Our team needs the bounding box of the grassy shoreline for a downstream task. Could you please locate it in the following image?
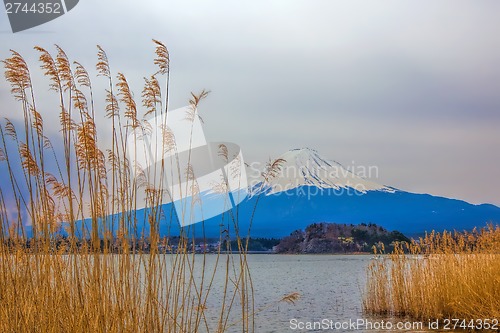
[364,225,500,323]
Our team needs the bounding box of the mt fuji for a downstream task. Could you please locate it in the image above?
[176,147,500,238]
[252,148,394,195]
[120,147,500,239]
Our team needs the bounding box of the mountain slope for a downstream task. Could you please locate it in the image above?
[235,187,500,237]
[69,148,500,239]
[195,148,500,237]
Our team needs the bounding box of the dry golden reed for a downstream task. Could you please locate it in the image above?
[364,225,500,321]
[0,41,291,333]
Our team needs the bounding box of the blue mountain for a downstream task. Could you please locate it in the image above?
[156,148,500,238]
[58,148,500,239]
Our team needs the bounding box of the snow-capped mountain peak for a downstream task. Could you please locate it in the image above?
[258,148,394,195]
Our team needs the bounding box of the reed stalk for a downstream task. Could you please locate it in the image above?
[0,41,292,333]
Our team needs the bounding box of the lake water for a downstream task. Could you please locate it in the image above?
[196,254,428,333]
[247,254,370,332]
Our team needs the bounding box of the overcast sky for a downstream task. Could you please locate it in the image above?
[1,0,499,205]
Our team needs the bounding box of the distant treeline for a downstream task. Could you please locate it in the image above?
[1,223,409,254]
[0,236,282,254]
[223,238,281,252]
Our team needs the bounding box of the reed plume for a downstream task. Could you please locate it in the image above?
[0,41,278,333]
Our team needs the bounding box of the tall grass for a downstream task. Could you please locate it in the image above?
[0,41,288,332]
[364,225,500,321]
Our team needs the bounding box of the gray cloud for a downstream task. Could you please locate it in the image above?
[0,0,499,205]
